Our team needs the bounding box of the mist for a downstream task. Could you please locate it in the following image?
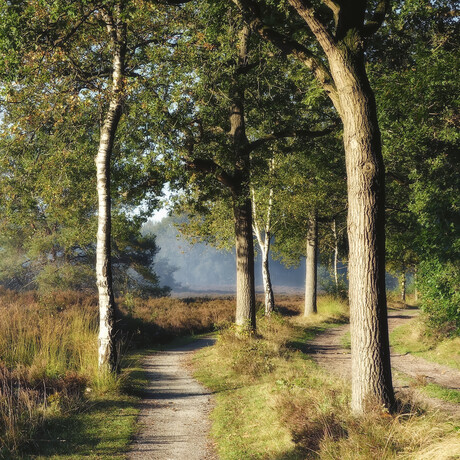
[143,216,343,295]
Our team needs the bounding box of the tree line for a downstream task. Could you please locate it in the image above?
[0,0,457,415]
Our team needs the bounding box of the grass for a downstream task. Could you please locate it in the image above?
[341,331,351,350]
[422,384,460,404]
[0,289,235,457]
[390,317,460,370]
[193,295,459,460]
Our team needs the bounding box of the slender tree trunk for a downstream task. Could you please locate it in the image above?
[414,266,418,302]
[329,52,394,412]
[261,240,275,315]
[233,194,256,331]
[400,271,406,303]
[96,9,126,373]
[304,211,318,316]
[332,218,339,292]
[252,186,275,315]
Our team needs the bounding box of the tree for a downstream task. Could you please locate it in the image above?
[232,0,395,412]
[0,0,177,372]
[371,0,459,333]
[158,1,333,332]
[271,133,345,315]
[304,210,318,315]
[251,160,275,315]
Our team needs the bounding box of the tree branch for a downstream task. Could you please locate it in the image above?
[52,7,98,49]
[184,158,238,191]
[363,0,391,37]
[246,125,335,154]
[231,0,337,100]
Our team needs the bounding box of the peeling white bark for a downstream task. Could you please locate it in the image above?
[96,7,126,373]
[252,185,275,315]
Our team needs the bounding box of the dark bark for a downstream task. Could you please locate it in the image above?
[230,25,257,331]
[233,194,256,330]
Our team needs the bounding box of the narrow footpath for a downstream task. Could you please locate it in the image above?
[128,337,217,460]
[307,308,460,416]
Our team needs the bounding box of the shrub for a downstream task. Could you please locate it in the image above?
[418,260,460,336]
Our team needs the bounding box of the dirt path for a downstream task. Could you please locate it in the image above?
[128,337,217,460]
[307,309,460,416]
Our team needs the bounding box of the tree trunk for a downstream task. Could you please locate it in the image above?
[230,25,256,332]
[238,0,395,415]
[332,219,339,292]
[400,271,406,303]
[251,185,275,315]
[329,51,394,413]
[96,9,126,373]
[261,238,275,315]
[304,212,318,316]
[233,195,256,331]
[414,266,418,302]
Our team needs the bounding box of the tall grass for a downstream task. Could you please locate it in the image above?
[193,295,459,460]
[0,289,236,456]
[0,290,101,455]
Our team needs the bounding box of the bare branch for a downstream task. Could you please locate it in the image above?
[322,0,340,15]
[288,0,335,54]
[184,158,238,190]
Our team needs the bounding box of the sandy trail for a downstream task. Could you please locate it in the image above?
[128,337,217,460]
[307,309,460,416]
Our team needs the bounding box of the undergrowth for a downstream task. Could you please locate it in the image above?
[0,288,235,457]
[193,296,459,460]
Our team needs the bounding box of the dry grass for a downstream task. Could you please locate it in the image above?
[0,288,235,456]
[118,295,235,346]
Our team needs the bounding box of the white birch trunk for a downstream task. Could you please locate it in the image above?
[251,185,275,315]
[332,219,339,291]
[400,270,406,303]
[96,8,126,373]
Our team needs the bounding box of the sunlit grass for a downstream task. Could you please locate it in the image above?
[0,289,235,457]
[391,317,460,370]
[193,295,459,460]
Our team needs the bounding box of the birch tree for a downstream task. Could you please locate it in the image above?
[0,0,177,372]
[251,160,275,315]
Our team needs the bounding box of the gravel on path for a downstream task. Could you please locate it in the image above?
[128,337,218,460]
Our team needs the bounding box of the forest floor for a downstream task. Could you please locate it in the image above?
[308,307,460,416]
[128,337,218,460]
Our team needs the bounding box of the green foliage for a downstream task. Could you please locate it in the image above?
[418,260,460,336]
[372,1,459,333]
